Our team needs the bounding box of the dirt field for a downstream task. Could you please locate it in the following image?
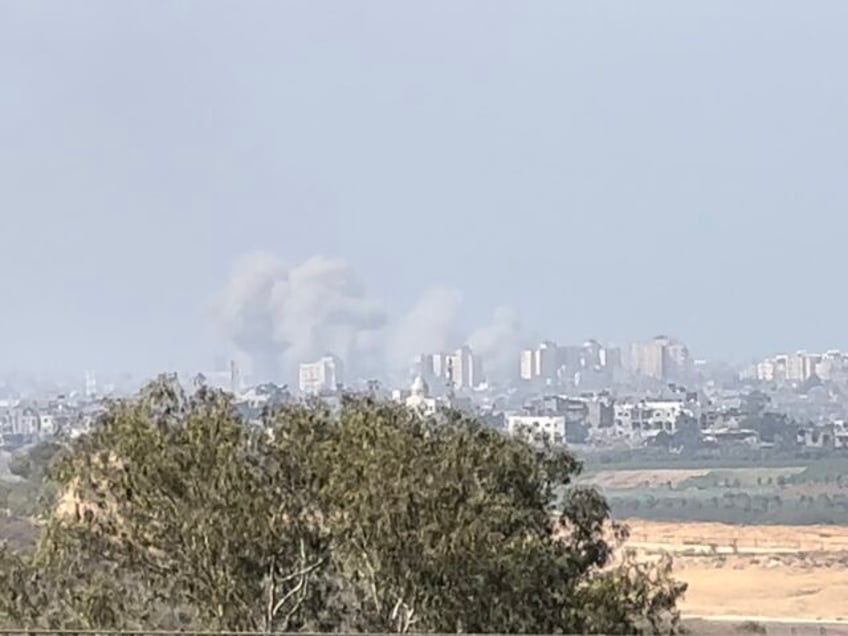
[624,519,848,623]
[586,468,712,488]
[587,466,807,489]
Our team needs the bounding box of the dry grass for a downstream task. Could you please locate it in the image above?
[586,466,807,489]
[624,519,848,622]
[586,468,712,488]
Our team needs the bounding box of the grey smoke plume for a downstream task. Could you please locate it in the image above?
[388,285,463,373]
[214,252,386,381]
[466,306,527,384]
[213,252,288,380]
[215,252,529,385]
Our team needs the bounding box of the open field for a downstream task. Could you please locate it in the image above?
[624,519,848,625]
[586,466,807,489]
[584,462,848,525]
[586,468,712,488]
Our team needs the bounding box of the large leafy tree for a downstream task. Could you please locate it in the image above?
[0,377,685,634]
[8,441,62,483]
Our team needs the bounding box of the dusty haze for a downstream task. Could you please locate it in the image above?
[2,1,848,375]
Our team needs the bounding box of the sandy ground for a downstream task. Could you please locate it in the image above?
[624,519,848,623]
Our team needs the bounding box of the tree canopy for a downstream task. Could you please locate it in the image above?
[8,441,63,483]
[0,377,685,634]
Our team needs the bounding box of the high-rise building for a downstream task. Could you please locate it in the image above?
[84,371,97,398]
[785,351,818,382]
[630,340,665,380]
[756,358,776,382]
[630,336,692,381]
[582,340,603,369]
[557,345,586,372]
[600,346,622,370]
[444,345,483,390]
[413,353,437,382]
[298,355,344,395]
[419,346,483,390]
[519,349,535,381]
[756,350,846,384]
[519,341,561,385]
[536,341,559,381]
[817,351,848,381]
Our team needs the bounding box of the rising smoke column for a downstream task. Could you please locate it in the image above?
[214,252,387,382]
[213,252,289,380]
[388,285,463,375]
[273,255,387,366]
[466,306,528,384]
[215,252,529,386]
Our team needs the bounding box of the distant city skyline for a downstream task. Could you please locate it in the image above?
[3,1,848,376]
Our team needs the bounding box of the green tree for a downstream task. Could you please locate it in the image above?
[1,377,686,634]
[5,381,332,632]
[8,441,62,483]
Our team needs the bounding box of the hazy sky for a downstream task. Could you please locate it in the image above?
[2,1,847,377]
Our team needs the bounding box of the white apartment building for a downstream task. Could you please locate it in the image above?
[506,414,566,446]
[519,341,559,384]
[756,358,776,382]
[613,399,687,437]
[39,414,56,436]
[421,346,483,390]
[754,350,843,383]
[448,346,482,390]
[630,339,666,380]
[597,344,621,371]
[19,408,39,436]
[298,355,344,395]
[816,351,848,381]
[786,352,816,382]
[519,349,535,381]
[629,336,692,381]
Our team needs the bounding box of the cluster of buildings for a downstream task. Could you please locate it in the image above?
[515,336,692,388]
[504,394,693,448]
[746,350,848,384]
[502,389,795,451]
[387,374,761,451]
[11,335,848,457]
[629,336,693,382]
[275,336,848,453]
[2,368,832,457]
[412,346,484,391]
[288,336,692,398]
[0,394,101,448]
[298,355,345,395]
[193,339,848,454]
[519,340,616,387]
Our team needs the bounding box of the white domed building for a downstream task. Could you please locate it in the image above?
[405,375,438,415]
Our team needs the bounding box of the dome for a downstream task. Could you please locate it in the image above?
[410,375,430,397]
